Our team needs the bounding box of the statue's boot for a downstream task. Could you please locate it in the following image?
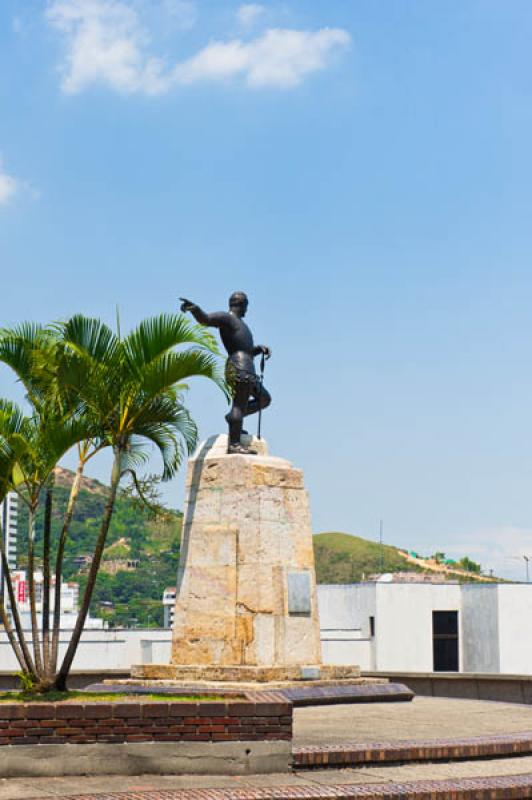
[225,413,248,436]
[228,442,257,455]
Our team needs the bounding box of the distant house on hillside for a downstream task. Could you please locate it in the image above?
[73,554,93,571]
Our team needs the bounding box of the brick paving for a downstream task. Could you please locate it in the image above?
[22,774,532,799]
[280,684,414,707]
[293,730,532,766]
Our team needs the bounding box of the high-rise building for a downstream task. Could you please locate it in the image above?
[0,492,18,603]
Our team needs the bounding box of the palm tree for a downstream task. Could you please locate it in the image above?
[0,325,103,684]
[0,312,223,692]
[0,400,37,679]
[0,399,88,688]
[52,313,223,689]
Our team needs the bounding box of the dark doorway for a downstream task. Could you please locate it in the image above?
[432,610,459,671]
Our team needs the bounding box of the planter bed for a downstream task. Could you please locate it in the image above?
[0,697,292,746]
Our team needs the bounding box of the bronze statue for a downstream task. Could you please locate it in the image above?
[180,292,271,454]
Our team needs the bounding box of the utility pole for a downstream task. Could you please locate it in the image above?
[379,519,384,573]
[507,555,532,583]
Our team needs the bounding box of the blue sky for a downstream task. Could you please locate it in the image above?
[1,0,532,579]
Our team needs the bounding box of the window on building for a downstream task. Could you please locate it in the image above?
[432,610,459,672]
[369,616,375,637]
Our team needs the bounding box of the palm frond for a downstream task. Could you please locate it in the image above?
[0,400,26,436]
[57,315,119,366]
[0,325,50,402]
[131,423,185,480]
[123,313,219,372]
[139,350,226,398]
[38,415,94,471]
[131,396,197,479]
[0,437,16,503]
[120,437,151,474]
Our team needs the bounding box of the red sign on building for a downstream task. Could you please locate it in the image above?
[16,579,26,604]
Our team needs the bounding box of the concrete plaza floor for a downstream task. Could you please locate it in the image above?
[2,697,532,799]
[294,695,532,744]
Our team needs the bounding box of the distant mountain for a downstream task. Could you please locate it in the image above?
[314,532,420,583]
[53,466,107,496]
[313,531,494,584]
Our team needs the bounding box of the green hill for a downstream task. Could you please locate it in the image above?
[17,468,182,628]
[314,531,420,583]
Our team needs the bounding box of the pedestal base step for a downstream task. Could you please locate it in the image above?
[95,679,413,707]
[130,664,361,683]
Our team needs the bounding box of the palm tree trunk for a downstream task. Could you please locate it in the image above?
[50,461,84,673]
[54,449,122,691]
[0,532,36,677]
[41,484,53,678]
[27,506,44,676]
[0,600,29,674]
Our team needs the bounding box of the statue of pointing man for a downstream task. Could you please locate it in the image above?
[180,292,271,455]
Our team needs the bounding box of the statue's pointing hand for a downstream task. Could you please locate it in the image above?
[179,297,195,313]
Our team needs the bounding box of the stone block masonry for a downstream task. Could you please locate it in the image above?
[171,435,322,673]
[0,699,292,746]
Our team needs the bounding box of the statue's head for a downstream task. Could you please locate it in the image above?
[229,291,249,318]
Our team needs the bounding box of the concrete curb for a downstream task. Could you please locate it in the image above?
[0,740,292,778]
[362,671,532,705]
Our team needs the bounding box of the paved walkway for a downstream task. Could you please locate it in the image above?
[4,763,532,800]
[3,698,532,799]
[294,695,532,744]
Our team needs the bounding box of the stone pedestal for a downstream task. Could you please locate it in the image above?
[170,434,322,676]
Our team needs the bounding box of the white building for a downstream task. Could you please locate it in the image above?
[0,627,171,673]
[11,570,79,613]
[318,581,532,674]
[0,493,17,618]
[162,587,176,628]
[0,493,17,589]
[6,570,103,631]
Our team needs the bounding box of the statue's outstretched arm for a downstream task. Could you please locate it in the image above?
[179,298,231,329]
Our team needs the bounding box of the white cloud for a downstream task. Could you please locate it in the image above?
[236,3,265,29]
[175,27,350,88]
[47,0,350,93]
[162,0,197,30]
[0,163,18,206]
[46,0,168,94]
[444,525,532,581]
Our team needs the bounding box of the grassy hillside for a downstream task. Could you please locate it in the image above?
[17,469,182,628]
[314,531,421,583]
